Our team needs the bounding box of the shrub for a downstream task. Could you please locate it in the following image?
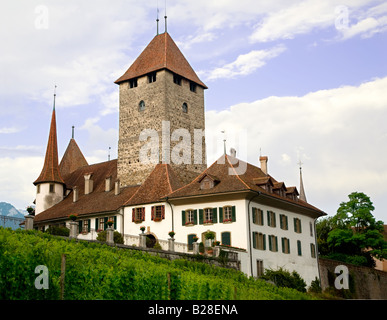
[45,226,70,237]
[261,267,307,292]
[96,230,124,244]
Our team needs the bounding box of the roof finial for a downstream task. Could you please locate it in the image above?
[72,126,75,139]
[164,0,167,33]
[108,146,111,161]
[53,85,57,110]
[221,130,226,155]
[156,0,160,35]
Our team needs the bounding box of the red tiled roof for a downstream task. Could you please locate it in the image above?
[167,154,325,216]
[59,139,88,179]
[124,163,183,206]
[114,32,207,88]
[34,108,65,186]
[34,160,139,222]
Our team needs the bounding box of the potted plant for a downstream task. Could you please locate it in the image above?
[168,231,175,238]
[205,231,215,240]
[214,241,220,246]
[107,220,114,228]
[69,214,77,221]
[26,206,35,216]
[140,226,145,233]
[192,236,199,242]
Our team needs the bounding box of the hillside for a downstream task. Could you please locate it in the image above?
[0,227,313,300]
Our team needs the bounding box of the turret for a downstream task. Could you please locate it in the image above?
[33,89,65,214]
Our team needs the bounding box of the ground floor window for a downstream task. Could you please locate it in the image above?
[256,260,264,277]
[253,232,266,250]
[221,232,231,246]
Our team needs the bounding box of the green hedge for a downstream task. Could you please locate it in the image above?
[0,227,312,300]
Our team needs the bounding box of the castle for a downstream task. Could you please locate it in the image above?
[31,26,325,286]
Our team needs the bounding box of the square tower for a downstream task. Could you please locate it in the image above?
[115,32,207,186]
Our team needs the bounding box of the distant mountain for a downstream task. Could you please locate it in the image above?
[0,202,26,219]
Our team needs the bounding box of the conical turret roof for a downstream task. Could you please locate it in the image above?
[34,107,65,186]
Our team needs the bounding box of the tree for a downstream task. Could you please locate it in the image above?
[325,192,387,266]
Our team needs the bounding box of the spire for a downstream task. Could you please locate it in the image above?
[298,161,307,202]
[34,88,65,185]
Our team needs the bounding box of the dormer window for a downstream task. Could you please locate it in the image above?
[148,71,157,83]
[199,174,219,190]
[129,78,138,88]
[139,100,145,112]
[189,81,197,92]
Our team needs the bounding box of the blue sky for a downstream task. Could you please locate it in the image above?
[0,0,386,223]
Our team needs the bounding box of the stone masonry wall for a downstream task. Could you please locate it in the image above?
[319,258,387,299]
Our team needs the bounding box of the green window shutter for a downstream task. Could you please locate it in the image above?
[288,239,290,254]
[113,216,117,229]
[182,210,186,226]
[188,234,195,250]
[88,219,91,232]
[193,210,198,225]
[252,208,256,224]
[231,206,236,222]
[199,209,204,224]
[260,210,264,225]
[282,237,285,253]
[286,216,288,230]
[219,207,223,223]
[294,218,297,232]
[263,234,266,250]
[95,218,99,230]
[78,220,83,233]
[267,211,271,226]
[275,236,278,252]
[222,232,231,246]
[273,213,276,227]
[299,220,302,233]
[269,235,272,251]
[104,217,108,230]
[212,207,218,223]
[297,240,302,256]
[252,232,257,249]
[280,215,283,229]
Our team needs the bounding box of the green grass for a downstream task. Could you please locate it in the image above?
[0,227,313,300]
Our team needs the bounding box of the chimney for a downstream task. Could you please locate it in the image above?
[73,186,79,202]
[105,176,112,192]
[260,156,268,175]
[230,148,236,158]
[115,179,121,196]
[84,173,93,195]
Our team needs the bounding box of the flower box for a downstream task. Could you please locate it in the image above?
[222,218,233,223]
[185,221,194,226]
[203,220,213,225]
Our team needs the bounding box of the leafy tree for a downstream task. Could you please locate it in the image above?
[321,192,387,267]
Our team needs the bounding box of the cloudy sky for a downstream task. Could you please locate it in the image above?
[0,0,386,223]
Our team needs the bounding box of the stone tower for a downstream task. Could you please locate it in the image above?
[115,32,207,186]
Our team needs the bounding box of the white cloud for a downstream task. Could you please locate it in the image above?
[201,45,286,81]
[205,76,387,220]
[0,127,23,134]
[249,0,387,43]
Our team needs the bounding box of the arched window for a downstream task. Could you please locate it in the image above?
[139,100,145,112]
[182,102,188,113]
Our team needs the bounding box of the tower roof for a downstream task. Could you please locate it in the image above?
[115,32,207,89]
[59,138,88,179]
[34,107,65,186]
